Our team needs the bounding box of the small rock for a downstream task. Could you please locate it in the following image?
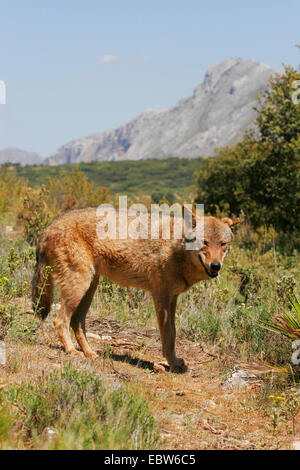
[221,369,260,390]
[86,332,101,340]
[5,226,13,234]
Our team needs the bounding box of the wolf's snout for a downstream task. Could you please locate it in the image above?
[210,261,221,272]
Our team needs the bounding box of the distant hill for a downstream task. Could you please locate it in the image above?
[45,58,275,165]
[15,158,202,198]
[0,147,43,166]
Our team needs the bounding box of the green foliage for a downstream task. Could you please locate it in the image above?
[195,65,300,233]
[266,390,300,436]
[98,277,153,325]
[0,363,159,450]
[14,158,201,199]
[151,190,176,204]
[0,166,25,222]
[258,292,300,340]
[0,240,37,339]
[18,185,54,245]
[0,398,14,450]
[46,168,110,211]
[17,169,110,246]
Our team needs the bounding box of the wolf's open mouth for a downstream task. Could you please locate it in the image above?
[199,255,219,278]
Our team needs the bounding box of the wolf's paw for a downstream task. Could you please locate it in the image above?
[84,350,98,359]
[68,349,84,358]
[169,358,188,374]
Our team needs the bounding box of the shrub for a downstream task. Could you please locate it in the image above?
[195,65,300,234]
[1,363,159,450]
[18,185,54,245]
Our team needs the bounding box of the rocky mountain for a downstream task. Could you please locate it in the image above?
[48,58,276,165]
[0,147,43,166]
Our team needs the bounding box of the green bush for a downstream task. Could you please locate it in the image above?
[195,65,300,234]
[1,363,159,450]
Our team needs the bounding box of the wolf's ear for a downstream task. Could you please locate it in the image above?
[221,217,240,228]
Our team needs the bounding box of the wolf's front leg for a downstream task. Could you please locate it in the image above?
[153,294,187,373]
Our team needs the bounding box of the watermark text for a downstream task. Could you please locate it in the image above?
[0,80,6,104]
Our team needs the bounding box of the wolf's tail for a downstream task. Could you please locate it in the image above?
[32,243,53,320]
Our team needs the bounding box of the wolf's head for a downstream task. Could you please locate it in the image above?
[185,215,240,279]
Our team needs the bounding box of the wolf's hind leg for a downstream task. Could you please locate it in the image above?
[54,300,83,356]
[54,269,95,357]
[70,275,99,358]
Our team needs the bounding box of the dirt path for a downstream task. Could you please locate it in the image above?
[0,314,298,450]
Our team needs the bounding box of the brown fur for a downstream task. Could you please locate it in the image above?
[32,207,239,372]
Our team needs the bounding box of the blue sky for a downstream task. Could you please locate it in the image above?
[0,0,300,157]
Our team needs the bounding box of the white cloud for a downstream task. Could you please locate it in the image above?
[97,54,118,64]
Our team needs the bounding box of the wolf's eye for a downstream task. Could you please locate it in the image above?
[203,240,208,246]
[220,242,227,247]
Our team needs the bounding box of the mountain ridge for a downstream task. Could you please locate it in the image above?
[45,58,274,165]
[0,147,43,166]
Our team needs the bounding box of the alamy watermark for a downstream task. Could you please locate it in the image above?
[0,80,6,104]
[96,196,204,250]
[292,80,300,105]
[292,340,300,366]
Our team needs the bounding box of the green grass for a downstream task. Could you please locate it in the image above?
[0,238,37,340]
[0,363,160,450]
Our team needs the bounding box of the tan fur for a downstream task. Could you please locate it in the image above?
[32,207,239,372]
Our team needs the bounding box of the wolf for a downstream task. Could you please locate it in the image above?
[32,207,239,372]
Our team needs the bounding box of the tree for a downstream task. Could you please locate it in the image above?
[195,65,300,233]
